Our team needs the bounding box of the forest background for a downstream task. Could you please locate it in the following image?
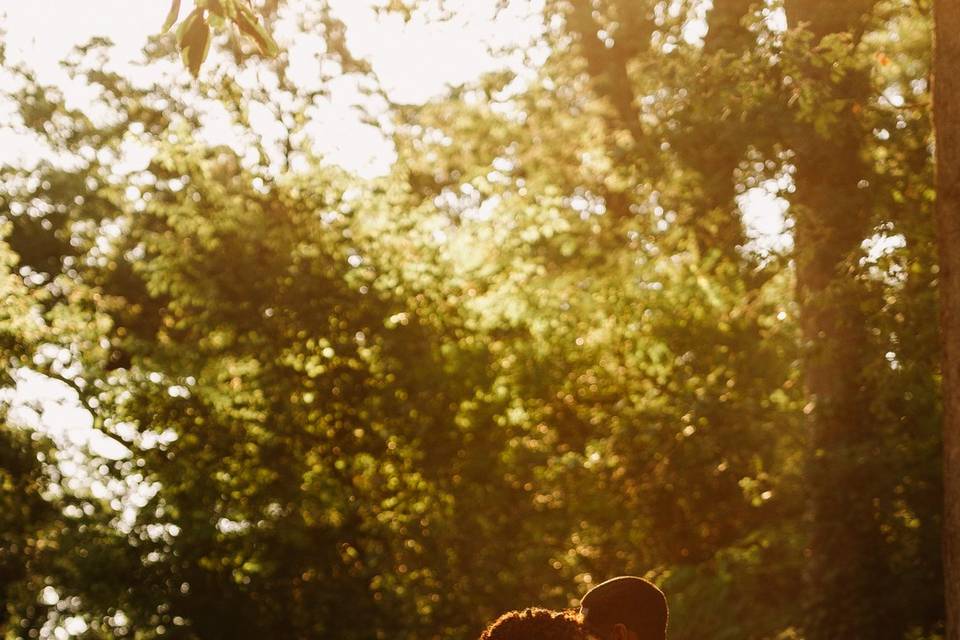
[0,0,950,639]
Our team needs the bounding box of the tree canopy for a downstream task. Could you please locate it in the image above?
[0,1,945,639]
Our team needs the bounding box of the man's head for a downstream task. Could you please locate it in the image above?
[579,576,668,640]
[479,607,588,640]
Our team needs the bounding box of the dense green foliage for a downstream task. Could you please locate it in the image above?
[0,1,944,638]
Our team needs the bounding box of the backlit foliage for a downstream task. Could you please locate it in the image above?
[0,1,943,639]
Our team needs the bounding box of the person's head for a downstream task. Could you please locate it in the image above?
[479,607,588,640]
[579,576,668,640]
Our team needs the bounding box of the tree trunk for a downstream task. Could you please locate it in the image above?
[703,0,755,55]
[783,2,897,638]
[935,2,960,638]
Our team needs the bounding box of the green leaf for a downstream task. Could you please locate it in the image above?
[179,10,212,77]
[234,4,279,57]
[221,0,238,20]
[206,0,225,16]
[176,7,203,43]
[161,0,182,33]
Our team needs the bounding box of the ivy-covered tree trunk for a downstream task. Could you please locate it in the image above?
[567,0,755,258]
[784,1,896,639]
[935,1,960,638]
[679,0,755,260]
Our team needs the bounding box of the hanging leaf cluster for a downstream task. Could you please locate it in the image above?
[162,0,279,76]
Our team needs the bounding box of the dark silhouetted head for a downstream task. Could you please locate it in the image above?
[480,607,588,640]
[579,576,668,640]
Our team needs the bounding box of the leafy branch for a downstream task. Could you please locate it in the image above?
[161,0,279,76]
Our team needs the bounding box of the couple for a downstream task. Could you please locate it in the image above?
[480,576,668,640]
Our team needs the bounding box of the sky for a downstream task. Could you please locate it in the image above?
[0,0,541,100]
[0,0,545,176]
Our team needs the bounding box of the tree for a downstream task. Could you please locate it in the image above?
[780,3,894,638]
[544,1,942,636]
[0,233,59,633]
[935,0,960,637]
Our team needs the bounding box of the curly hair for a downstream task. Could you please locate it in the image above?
[479,608,588,640]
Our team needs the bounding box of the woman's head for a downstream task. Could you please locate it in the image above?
[480,608,588,640]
